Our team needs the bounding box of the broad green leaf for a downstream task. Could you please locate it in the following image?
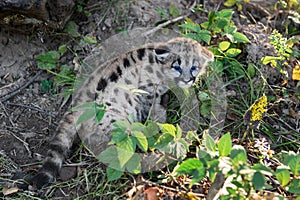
[286,179,300,194]
[276,166,290,186]
[219,41,231,51]
[144,121,159,138]
[176,124,182,138]
[225,48,242,57]
[153,133,174,149]
[158,123,176,136]
[252,171,265,190]
[117,136,135,153]
[205,134,216,152]
[233,32,251,43]
[106,167,123,181]
[36,51,60,70]
[112,120,130,131]
[288,155,300,176]
[230,145,247,164]
[95,107,106,123]
[208,159,219,181]
[216,9,233,19]
[98,146,124,170]
[176,158,206,186]
[76,109,95,125]
[218,133,232,157]
[186,30,211,45]
[132,131,148,152]
[111,128,127,144]
[126,153,141,174]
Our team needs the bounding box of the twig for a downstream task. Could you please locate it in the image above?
[144,14,191,37]
[0,71,42,103]
[0,101,15,126]
[4,103,56,118]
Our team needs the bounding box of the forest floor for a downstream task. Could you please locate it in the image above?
[0,0,299,199]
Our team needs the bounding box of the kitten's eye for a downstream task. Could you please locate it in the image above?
[190,66,198,71]
[172,66,182,74]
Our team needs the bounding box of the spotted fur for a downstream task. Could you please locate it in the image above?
[31,37,214,188]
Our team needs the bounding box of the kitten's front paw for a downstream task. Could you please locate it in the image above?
[30,172,55,189]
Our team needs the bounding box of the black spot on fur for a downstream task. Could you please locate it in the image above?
[97,78,107,91]
[117,66,122,76]
[131,53,136,63]
[137,48,145,60]
[109,72,119,82]
[123,58,130,68]
[106,102,112,106]
[154,48,169,55]
[148,53,154,64]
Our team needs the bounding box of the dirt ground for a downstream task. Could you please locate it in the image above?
[0,0,299,199]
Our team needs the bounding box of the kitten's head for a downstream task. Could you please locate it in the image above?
[154,37,214,88]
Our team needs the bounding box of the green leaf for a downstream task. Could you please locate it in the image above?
[224,0,237,7]
[186,30,211,45]
[106,167,123,181]
[117,135,135,152]
[66,21,80,37]
[225,48,242,57]
[205,134,217,152]
[233,32,251,43]
[287,179,300,194]
[76,109,96,125]
[230,145,247,164]
[82,35,97,44]
[252,171,265,190]
[216,9,233,19]
[159,123,176,137]
[132,131,148,152]
[247,63,256,78]
[58,45,67,54]
[261,56,282,65]
[126,153,141,174]
[288,155,300,176]
[219,41,231,51]
[98,146,124,170]
[95,106,106,123]
[153,133,174,149]
[111,128,127,144]
[169,4,179,18]
[176,158,206,186]
[275,166,290,186]
[176,124,182,138]
[36,51,60,70]
[218,133,232,157]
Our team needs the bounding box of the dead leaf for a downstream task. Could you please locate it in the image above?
[2,187,19,196]
[144,187,162,200]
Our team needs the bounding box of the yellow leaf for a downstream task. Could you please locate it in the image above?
[292,65,300,81]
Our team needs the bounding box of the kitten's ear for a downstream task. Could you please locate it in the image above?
[154,48,171,63]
